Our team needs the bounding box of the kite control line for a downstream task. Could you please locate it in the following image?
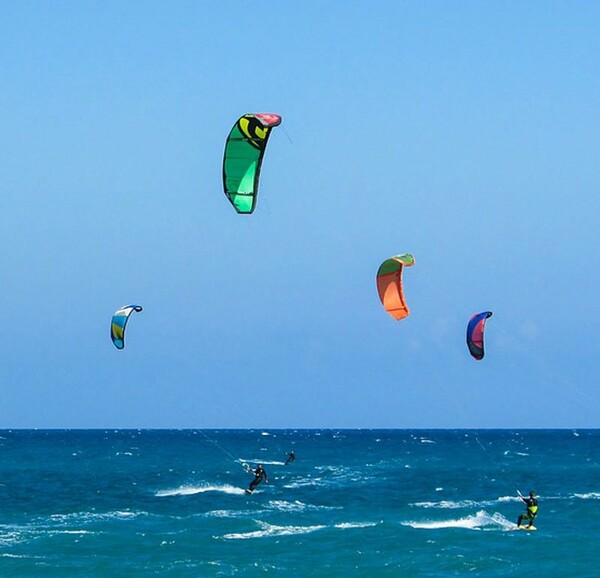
[197,430,248,471]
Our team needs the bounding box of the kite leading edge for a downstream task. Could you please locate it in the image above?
[466,311,493,360]
[222,113,282,214]
[376,254,415,320]
[111,305,143,350]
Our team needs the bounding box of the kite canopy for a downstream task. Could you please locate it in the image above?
[466,311,493,360]
[376,254,415,320]
[222,113,282,214]
[111,305,143,350]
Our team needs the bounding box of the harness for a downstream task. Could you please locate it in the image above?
[526,498,538,517]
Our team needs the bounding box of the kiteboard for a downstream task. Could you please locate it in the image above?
[245,489,253,495]
[517,525,537,531]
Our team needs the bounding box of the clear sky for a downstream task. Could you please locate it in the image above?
[0,1,598,428]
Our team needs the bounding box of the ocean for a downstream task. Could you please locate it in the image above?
[0,430,598,577]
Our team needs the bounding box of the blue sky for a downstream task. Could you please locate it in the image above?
[0,2,598,428]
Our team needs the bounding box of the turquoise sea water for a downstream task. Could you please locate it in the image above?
[0,430,598,577]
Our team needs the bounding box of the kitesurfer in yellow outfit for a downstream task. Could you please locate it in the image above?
[517,490,538,528]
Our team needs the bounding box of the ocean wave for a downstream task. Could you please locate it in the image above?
[219,519,378,540]
[402,510,514,531]
[0,552,45,559]
[267,500,338,513]
[221,521,326,540]
[239,459,285,466]
[296,465,374,487]
[0,530,25,547]
[47,511,147,524]
[334,522,378,530]
[497,496,521,503]
[413,496,525,508]
[411,500,482,509]
[0,522,101,548]
[314,465,348,473]
[267,500,307,513]
[573,492,600,500]
[155,484,245,497]
[283,478,324,489]
[42,529,95,538]
[281,474,369,489]
[204,509,248,519]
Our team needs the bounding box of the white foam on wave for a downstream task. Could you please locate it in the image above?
[156,484,245,497]
[221,520,325,540]
[239,458,285,466]
[413,496,523,508]
[1,552,46,560]
[315,465,348,474]
[268,500,307,512]
[308,465,374,486]
[44,529,94,537]
[420,439,436,444]
[503,450,530,457]
[0,511,148,543]
[0,530,24,547]
[205,509,247,519]
[47,510,146,524]
[574,492,600,500]
[411,500,482,510]
[267,499,338,513]
[497,495,520,503]
[334,522,378,530]
[283,478,324,489]
[402,510,514,531]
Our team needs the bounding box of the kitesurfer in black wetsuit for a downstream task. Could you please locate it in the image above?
[285,451,295,465]
[517,490,538,528]
[247,464,268,493]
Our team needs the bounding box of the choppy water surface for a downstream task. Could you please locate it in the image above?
[0,430,598,577]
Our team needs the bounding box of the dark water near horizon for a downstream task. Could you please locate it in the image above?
[0,429,598,576]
